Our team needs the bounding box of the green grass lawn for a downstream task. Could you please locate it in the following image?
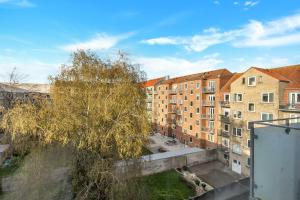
[140,170,195,200]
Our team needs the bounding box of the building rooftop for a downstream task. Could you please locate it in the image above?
[161,68,232,85]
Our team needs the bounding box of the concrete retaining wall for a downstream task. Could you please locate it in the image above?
[116,148,217,177]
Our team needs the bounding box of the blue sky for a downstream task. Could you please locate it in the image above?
[1,0,300,83]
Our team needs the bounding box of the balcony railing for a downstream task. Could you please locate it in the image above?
[279,102,300,111]
[218,145,229,152]
[167,118,176,124]
[146,107,152,111]
[176,110,182,115]
[220,115,231,123]
[202,101,215,107]
[201,127,215,133]
[169,99,177,104]
[168,108,177,113]
[220,101,230,107]
[146,98,152,103]
[202,87,216,93]
[218,130,230,138]
[201,114,215,120]
[169,89,177,94]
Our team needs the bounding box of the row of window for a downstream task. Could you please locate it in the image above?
[225,92,274,103]
[158,81,215,91]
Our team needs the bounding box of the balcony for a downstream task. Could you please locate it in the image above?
[202,87,216,93]
[169,99,177,104]
[169,89,177,94]
[168,108,177,113]
[201,114,215,120]
[201,127,215,133]
[167,118,176,124]
[146,107,152,111]
[202,101,215,107]
[218,130,230,138]
[218,145,230,153]
[220,100,230,107]
[177,100,183,105]
[146,98,152,103]
[279,102,300,112]
[153,90,158,95]
[176,110,182,115]
[220,115,231,123]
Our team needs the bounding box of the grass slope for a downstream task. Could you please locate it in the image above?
[141,170,195,200]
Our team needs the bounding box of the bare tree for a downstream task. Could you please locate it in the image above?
[0,67,28,109]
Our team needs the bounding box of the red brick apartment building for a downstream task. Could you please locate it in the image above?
[151,69,233,149]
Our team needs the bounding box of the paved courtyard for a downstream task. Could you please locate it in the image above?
[147,133,191,153]
[189,160,244,188]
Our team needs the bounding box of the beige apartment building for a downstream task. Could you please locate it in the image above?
[153,69,233,149]
[227,65,300,176]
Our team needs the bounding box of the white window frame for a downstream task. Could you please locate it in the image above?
[261,92,274,103]
[222,138,229,147]
[247,121,251,130]
[261,112,273,121]
[233,128,242,137]
[234,93,243,102]
[196,82,200,89]
[289,92,300,104]
[248,76,256,86]
[208,134,214,142]
[233,111,242,119]
[224,109,230,117]
[248,102,255,112]
[196,94,200,100]
[224,124,230,132]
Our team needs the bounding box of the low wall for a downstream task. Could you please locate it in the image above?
[116,148,217,177]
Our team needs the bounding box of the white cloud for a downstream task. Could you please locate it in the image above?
[233,1,239,5]
[141,37,180,45]
[60,33,133,52]
[142,13,300,51]
[0,55,61,83]
[0,0,35,7]
[135,53,223,78]
[244,1,259,7]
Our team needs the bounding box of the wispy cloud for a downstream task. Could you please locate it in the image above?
[244,1,259,7]
[0,0,35,7]
[142,13,300,51]
[60,33,133,52]
[136,53,223,78]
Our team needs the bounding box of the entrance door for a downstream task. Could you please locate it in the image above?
[232,159,241,174]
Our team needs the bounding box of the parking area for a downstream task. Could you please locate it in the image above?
[147,133,190,153]
[189,160,244,188]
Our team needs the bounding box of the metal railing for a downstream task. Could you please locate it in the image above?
[202,101,215,107]
[169,99,177,104]
[220,100,230,107]
[279,102,300,110]
[202,87,216,93]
